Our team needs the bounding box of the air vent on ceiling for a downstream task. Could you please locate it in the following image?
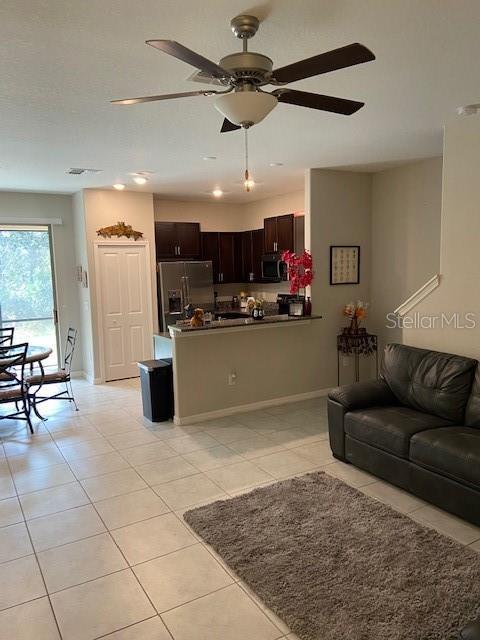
[66,168,102,175]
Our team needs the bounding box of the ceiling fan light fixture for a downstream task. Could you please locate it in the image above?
[214,91,278,126]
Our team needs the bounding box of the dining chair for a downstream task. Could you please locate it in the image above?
[0,327,14,346]
[26,328,79,417]
[0,342,33,433]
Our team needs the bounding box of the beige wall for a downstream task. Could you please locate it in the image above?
[81,189,157,381]
[154,199,244,232]
[405,115,480,359]
[154,189,304,233]
[172,321,324,420]
[370,158,443,349]
[0,191,82,371]
[307,169,372,386]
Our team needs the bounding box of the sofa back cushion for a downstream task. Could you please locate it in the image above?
[381,343,477,423]
[465,366,480,428]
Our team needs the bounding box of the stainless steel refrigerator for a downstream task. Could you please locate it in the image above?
[158,261,215,331]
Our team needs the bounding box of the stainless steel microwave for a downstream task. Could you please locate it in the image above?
[261,254,288,282]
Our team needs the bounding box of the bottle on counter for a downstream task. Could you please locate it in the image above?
[304,297,312,316]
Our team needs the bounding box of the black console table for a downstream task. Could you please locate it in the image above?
[337,332,378,385]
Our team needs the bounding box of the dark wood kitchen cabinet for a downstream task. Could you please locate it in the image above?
[263,214,294,253]
[155,222,200,260]
[241,228,264,282]
[201,232,243,283]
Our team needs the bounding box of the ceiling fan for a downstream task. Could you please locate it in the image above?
[111,14,375,132]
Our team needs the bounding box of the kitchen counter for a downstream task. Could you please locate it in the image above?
[168,314,322,335]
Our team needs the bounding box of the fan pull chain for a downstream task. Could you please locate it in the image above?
[244,127,255,192]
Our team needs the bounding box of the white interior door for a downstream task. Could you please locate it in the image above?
[97,244,152,381]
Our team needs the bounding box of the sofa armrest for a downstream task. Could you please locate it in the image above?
[328,379,397,411]
[460,620,480,640]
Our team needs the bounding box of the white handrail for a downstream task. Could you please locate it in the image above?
[393,274,441,317]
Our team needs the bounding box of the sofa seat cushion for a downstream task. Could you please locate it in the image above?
[344,406,453,458]
[410,427,480,490]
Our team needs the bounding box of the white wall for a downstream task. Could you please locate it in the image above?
[405,115,480,359]
[0,191,82,370]
[242,190,305,229]
[82,189,157,381]
[370,158,443,349]
[154,199,245,232]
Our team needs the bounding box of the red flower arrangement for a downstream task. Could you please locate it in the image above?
[281,250,314,295]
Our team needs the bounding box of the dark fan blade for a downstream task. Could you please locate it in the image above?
[272,43,375,83]
[111,90,217,105]
[146,40,231,79]
[220,118,241,133]
[273,89,364,115]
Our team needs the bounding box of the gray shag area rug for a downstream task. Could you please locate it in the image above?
[184,471,480,640]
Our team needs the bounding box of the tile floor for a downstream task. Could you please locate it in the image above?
[0,378,479,640]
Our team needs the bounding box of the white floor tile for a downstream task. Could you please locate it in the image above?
[183,445,244,471]
[81,468,147,502]
[361,480,427,514]
[291,439,335,465]
[0,522,33,563]
[254,450,319,479]
[107,430,159,451]
[27,504,106,552]
[111,513,196,565]
[119,441,177,466]
[0,496,23,527]
[206,461,273,493]
[228,435,285,460]
[136,456,198,485]
[58,437,115,462]
[68,451,130,480]
[0,597,60,640]
[134,544,233,612]
[7,447,66,472]
[410,505,480,545]
[153,474,226,510]
[161,583,281,640]
[20,482,89,520]
[13,462,76,494]
[324,461,377,488]
[38,532,127,592]
[51,569,155,640]
[204,425,258,445]
[0,475,16,500]
[100,616,171,639]
[0,555,46,610]
[94,488,170,530]
[167,432,220,455]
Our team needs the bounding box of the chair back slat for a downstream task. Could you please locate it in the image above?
[0,342,28,389]
[0,327,14,347]
[63,328,78,374]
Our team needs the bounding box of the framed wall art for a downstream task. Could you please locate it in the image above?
[330,245,360,285]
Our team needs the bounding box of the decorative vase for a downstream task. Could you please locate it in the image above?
[350,316,359,334]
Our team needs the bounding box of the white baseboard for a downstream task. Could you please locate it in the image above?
[173,387,332,426]
[70,371,85,379]
[83,373,103,385]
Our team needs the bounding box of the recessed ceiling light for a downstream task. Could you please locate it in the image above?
[203,156,217,161]
[269,162,283,167]
[212,188,223,198]
[133,176,148,185]
[113,183,125,190]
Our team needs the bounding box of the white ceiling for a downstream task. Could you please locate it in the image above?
[1,0,479,202]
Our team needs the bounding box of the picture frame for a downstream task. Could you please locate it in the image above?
[330,245,360,285]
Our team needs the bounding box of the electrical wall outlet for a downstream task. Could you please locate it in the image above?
[228,372,237,386]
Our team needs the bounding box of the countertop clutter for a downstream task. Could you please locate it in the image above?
[168,313,322,334]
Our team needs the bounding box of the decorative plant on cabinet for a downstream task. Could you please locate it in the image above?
[281,249,314,315]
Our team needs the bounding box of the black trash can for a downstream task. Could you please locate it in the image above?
[138,358,173,422]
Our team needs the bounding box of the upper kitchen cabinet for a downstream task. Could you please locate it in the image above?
[242,229,264,282]
[201,232,243,283]
[263,214,294,253]
[155,221,200,260]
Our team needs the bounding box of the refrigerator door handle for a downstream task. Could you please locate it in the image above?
[185,276,191,305]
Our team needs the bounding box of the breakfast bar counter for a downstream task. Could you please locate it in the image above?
[168,314,322,336]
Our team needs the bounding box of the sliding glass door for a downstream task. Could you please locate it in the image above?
[0,225,58,366]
